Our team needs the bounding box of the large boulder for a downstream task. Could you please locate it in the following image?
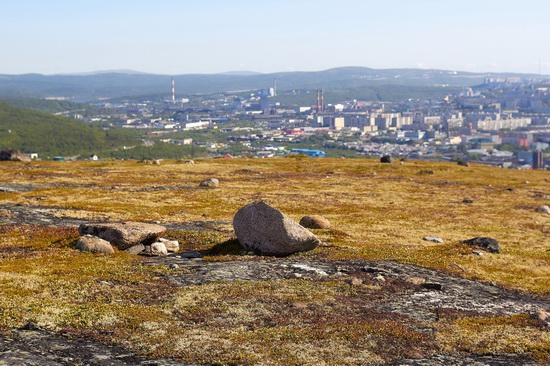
[233,201,321,256]
[0,149,31,162]
[78,222,166,250]
[75,235,115,254]
[299,215,331,229]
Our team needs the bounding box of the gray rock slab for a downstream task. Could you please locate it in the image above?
[78,222,166,250]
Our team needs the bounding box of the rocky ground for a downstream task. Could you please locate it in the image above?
[0,201,548,365]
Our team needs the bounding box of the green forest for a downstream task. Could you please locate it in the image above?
[0,101,211,159]
[0,101,131,158]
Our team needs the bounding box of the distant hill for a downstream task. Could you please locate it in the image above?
[0,67,547,101]
[0,101,138,157]
[0,97,86,114]
[217,71,264,76]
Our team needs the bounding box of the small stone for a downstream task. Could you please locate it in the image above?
[423,236,444,244]
[150,242,168,256]
[75,235,114,254]
[299,215,331,229]
[291,264,328,276]
[406,277,426,285]
[462,237,501,253]
[185,160,195,164]
[463,198,474,204]
[168,263,179,269]
[374,275,385,282]
[199,178,219,187]
[472,249,484,256]
[350,277,363,286]
[159,238,180,252]
[125,244,145,255]
[506,187,515,192]
[180,250,203,259]
[535,310,550,328]
[417,169,434,175]
[457,160,470,167]
[422,282,443,291]
[535,205,550,214]
[153,160,161,165]
[380,155,393,163]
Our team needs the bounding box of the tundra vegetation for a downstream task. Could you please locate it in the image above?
[0,157,549,365]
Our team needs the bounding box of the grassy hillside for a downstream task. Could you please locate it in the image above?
[0,158,548,364]
[0,101,143,158]
[1,97,85,114]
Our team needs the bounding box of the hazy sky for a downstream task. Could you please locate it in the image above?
[1,0,549,75]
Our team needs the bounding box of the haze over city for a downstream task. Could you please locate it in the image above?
[2,0,550,76]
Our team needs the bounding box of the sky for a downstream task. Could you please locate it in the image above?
[1,0,550,75]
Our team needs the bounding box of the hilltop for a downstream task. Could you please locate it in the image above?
[0,157,548,365]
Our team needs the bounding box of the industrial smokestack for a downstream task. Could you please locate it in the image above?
[171,77,175,102]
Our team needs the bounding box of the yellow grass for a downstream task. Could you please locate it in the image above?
[0,157,549,364]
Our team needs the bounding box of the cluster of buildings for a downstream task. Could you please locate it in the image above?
[79,76,550,169]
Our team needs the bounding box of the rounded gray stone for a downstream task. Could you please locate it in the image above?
[233,201,321,256]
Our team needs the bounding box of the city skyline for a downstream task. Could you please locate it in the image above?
[1,0,550,76]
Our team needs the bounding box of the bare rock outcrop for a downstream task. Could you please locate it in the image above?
[233,201,321,256]
[78,222,166,250]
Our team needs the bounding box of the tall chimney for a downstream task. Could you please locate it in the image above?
[171,77,175,102]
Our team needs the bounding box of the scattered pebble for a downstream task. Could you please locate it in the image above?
[422,282,443,291]
[180,250,203,259]
[423,236,444,244]
[350,277,363,286]
[406,277,426,285]
[535,310,549,328]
